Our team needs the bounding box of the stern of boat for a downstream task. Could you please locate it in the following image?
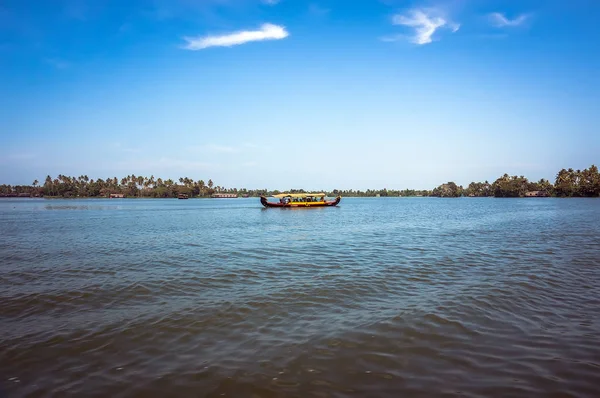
[260,196,269,207]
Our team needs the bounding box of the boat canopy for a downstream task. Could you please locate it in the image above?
[273,193,325,198]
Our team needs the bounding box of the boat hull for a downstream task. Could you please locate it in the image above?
[260,196,341,208]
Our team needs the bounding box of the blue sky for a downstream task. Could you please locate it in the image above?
[1,0,599,190]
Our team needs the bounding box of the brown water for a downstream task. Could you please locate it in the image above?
[1,197,599,397]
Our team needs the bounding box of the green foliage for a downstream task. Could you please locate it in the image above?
[431,182,463,197]
[491,174,529,198]
[464,181,492,197]
[555,166,600,197]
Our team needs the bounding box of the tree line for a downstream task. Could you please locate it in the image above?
[0,175,268,198]
[0,165,599,198]
[428,165,600,198]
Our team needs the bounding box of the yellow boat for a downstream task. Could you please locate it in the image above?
[260,193,341,208]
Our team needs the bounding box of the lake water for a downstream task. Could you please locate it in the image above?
[1,197,599,397]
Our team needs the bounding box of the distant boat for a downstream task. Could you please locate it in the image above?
[212,193,238,198]
[177,193,189,199]
[260,193,341,208]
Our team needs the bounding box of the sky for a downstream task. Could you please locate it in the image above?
[1,0,599,190]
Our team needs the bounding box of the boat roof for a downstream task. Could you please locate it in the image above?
[273,193,325,198]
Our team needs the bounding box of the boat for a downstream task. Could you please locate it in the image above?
[260,193,341,208]
[177,193,189,199]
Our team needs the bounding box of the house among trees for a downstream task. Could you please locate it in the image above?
[525,191,549,197]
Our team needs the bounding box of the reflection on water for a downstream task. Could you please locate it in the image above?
[1,197,600,397]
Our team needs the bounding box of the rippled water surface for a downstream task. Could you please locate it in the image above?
[1,197,600,397]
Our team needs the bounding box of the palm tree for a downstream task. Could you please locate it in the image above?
[44,175,53,196]
[555,168,572,197]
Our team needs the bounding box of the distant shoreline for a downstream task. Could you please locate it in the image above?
[1,195,598,200]
[1,165,599,198]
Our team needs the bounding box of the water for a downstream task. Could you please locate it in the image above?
[1,197,599,397]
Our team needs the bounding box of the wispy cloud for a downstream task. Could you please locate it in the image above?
[187,144,240,154]
[309,4,330,17]
[478,33,509,40]
[44,58,70,69]
[182,23,289,50]
[205,144,239,153]
[0,152,37,166]
[488,12,528,27]
[111,158,217,172]
[186,143,268,154]
[63,0,88,21]
[380,34,403,43]
[113,142,141,153]
[389,9,459,45]
[7,153,36,161]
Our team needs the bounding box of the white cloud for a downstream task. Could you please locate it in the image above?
[489,12,528,27]
[182,23,289,50]
[391,9,457,45]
